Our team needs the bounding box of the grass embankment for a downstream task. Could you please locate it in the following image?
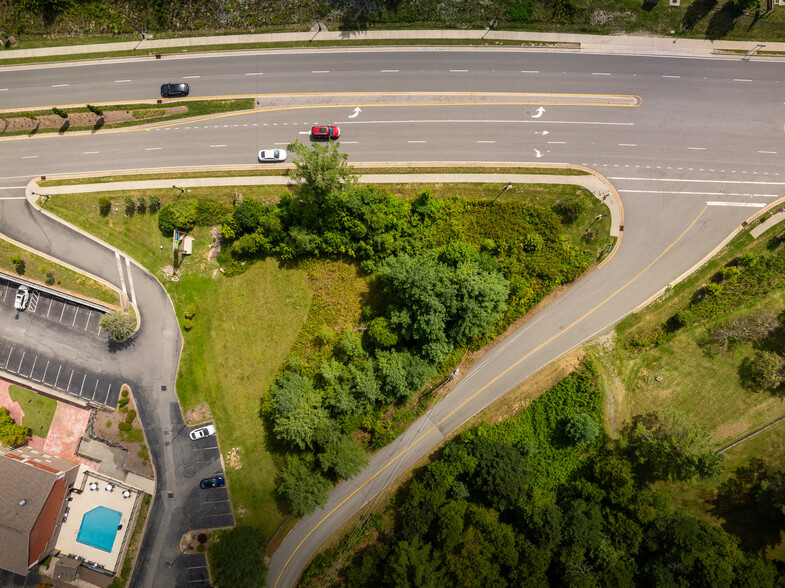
[38,166,589,187]
[0,238,119,306]
[7,384,57,437]
[591,223,785,560]
[108,492,152,588]
[44,180,611,535]
[0,99,254,137]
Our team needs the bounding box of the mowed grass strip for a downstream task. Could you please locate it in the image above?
[8,384,57,437]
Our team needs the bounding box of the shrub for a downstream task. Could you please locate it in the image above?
[118,422,131,431]
[564,412,600,444]
[136,195,147,214]
[118,396,130,406]
[40,266,55,285]
[98,196,112,216]
[105,420,112,428]
[184,305,196,319]
[553,194,589,223]
[197,533,208,544]
[19,111,37,121]
[208,526,268,588]
[0,407,32,446]
[158,200,197,234]
[125,409,137,423]
[509,0,534,20]
[51,107,68,118]
[195,200,232,226]
[709,310,779,352]
[523,233,544,253]
[100,310,136,341]
[86,104,104,117]
[196,544,205,553]
[124,195,136,217]
[748,351,785,391]
[183,318,193,331]
[122,388,129,398]
[10,254,25,274]
[148,194,161,213]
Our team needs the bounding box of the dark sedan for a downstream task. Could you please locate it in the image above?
[199,476,225,489]
[161,82,190,98]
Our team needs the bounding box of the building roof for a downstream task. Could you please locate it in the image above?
[0,447,78,575]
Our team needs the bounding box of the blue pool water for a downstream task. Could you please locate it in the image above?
[76,506,122,552]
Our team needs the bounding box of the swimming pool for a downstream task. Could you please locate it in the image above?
[76,506,122,553]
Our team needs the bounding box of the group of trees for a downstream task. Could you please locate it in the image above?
[331,363,781,587]
[0,407,31,446]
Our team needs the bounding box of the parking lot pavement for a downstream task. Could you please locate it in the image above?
[0,338,123,407]
[176,553,211,587]
[0,277,108,339]
[186,483,235,530]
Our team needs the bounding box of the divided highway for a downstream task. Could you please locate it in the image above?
[0,48,782,587]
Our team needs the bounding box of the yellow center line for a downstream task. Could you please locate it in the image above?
[274,204,707,587]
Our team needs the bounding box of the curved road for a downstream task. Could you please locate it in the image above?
[0,47,782,587]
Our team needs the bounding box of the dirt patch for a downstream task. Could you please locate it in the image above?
[185,402,213,424]
[91,387,153,478]
[226,446,242,470]
[0,106,187,133]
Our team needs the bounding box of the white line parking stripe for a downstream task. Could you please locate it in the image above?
[29,356,36,379]
[115,252,128,296]
[125,258,137,307]
[16,351,24,373]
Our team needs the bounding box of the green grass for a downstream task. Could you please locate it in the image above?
[1,99,254,137]
[7,385,57,437]
[38,166,589,187]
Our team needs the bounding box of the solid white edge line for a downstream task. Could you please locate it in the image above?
[115,252,128,296]
[607,177,785,185]
[620,189,778,196]
[125,258,137,307]
[706,201,765,207]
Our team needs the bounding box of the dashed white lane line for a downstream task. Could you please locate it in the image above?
[618,143,637,147]
[115,252,128,297]
[340,141,359,144]
[733,78,753,82]
[407,140,427,143]
[183,75,201,79]
[707,201,765,207]
[380,69,399,73]
[521,70,539,73]
[592,72,611,76]
[145,147,162,151]
[0,89,7,91]
[620,189,778,197]
[114,79,132,83]
[312,70,330,73]
[662,75,681,78]
[125,258,137,307]
[548,141,566,144]
[245,72,263,76]
[83,151,99,154]
[450,69,468,72]
[607,177,785,186]
[759,150,778,154]
[23,155,38,159]
[687,147,706,150]
[52,84,69,87]
[476,140,496,143]
[209,144,227,148]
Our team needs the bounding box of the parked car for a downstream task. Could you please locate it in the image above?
[14,285,29,311]
[189,424,216,440]
[258,149,287,163]
[311,125,340,140]
[200,476,225,489]
[160,82,189,98]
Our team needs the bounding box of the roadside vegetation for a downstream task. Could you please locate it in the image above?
[0,0,783,50]
[42,147,611,540]
[0,99,254,137]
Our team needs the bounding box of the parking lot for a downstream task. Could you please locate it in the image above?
[175,553,211,588]
[0,277,108,339]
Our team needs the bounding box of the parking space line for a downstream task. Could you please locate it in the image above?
[42,360,49,383]
[79,373,86,394]
[85,310,92,331]
[66,369,74,391]
[54,365,62,388]
[115,252,128,296]
[185,566,206,570]
[59,302,67,322]
[72,306,79,326]
[5,346,13,369]
[47,296,53,317]
[125,258,137,306]
[29,356,37,379]
[203,499,230,504]
[16,351,25,373]
[91,379,99,401]
[103,384,111,405]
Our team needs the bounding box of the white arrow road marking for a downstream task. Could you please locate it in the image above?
[531,107,546,118]
[534,149,543,158]
[348,107,362,119]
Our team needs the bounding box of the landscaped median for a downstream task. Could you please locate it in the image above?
[37,155,616,546]
[0,98,254,137]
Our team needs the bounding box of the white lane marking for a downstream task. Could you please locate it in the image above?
[547,141,566,144]
[733,78,752,82]
[450,69,468,72]
[183,75,201,79]
[620,189,778,197]
[83,151,99,154]
[125,258,137,307]
[23,155,38,159]
[312,70,330,73]
[707,201,765,207]
[687,147,706,150]
[52,84,69,87]
[380,69,399,73]
[759,150,778,154]
[662,75,681,78]
[341,119,633,126]
[245,72,263,76]
[618,143,637,147]
[209,144,227,147]
[476,140,496,143]
[298,131,310,134]
[340,141,359,144]
[115,252,128,296]
[0,89,7,91]
[407,140,427,143]
[521,70,539,73]
[145,147,162,150]
[274,142,288,145]
[114,79,132,83]
[0,196,27,200]
[607,177,785,186]
[592,72,611,76]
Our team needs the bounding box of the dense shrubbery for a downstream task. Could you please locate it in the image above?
[208,526,269,588]
[324,363,779,588]
[158,199,230,235]
[0,407,31,446]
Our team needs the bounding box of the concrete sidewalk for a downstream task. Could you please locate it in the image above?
[1,28,784,62]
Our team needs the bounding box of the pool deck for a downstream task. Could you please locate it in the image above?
[55,467,141,573]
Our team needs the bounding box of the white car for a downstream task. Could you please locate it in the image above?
[14,285,29,311]
[189,424,216,440]
[258,148,287,163]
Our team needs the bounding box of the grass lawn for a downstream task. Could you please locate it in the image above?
[7,384,57,437]
[43,178,611,535]
[0,238,119,306]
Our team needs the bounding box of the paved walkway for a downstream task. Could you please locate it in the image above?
[1,28,784,62]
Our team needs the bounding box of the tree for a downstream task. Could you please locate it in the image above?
[208,526,268,588]
[564,412,600,445]
[98,196,112,216]
[747,351,785,391]
[367,317,398,349]
[318,435,368,479]
[277,459,330,516]
[99,310,135,341]
[287,139,356,200]
[124,195,136,217]
[0,407,32,446]
[382,537,446,588]
[148,194,161,213]
[86,104,104,117]
[269,372,328,449]
[157,199,197,234]
[710,310,779,352]
[470,438,528,511]
[51,106,68,119]
[9,254,25,274]
[621,411,723,482]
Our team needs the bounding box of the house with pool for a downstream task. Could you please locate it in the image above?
[0,445,144,581]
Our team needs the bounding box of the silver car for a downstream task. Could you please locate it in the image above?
[189,424,216,440]
[14,285,29,311]
[258,149,287,163]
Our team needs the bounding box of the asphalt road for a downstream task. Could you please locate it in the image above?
[0,48,782,587]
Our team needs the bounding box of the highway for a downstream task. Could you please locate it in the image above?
[0,48,782,587]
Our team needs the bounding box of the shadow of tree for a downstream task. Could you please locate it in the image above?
[682,0,718,30]
[92,117,105,134]
[58,120,70,135]
[28,123,40,137]
[706,1,743,38]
